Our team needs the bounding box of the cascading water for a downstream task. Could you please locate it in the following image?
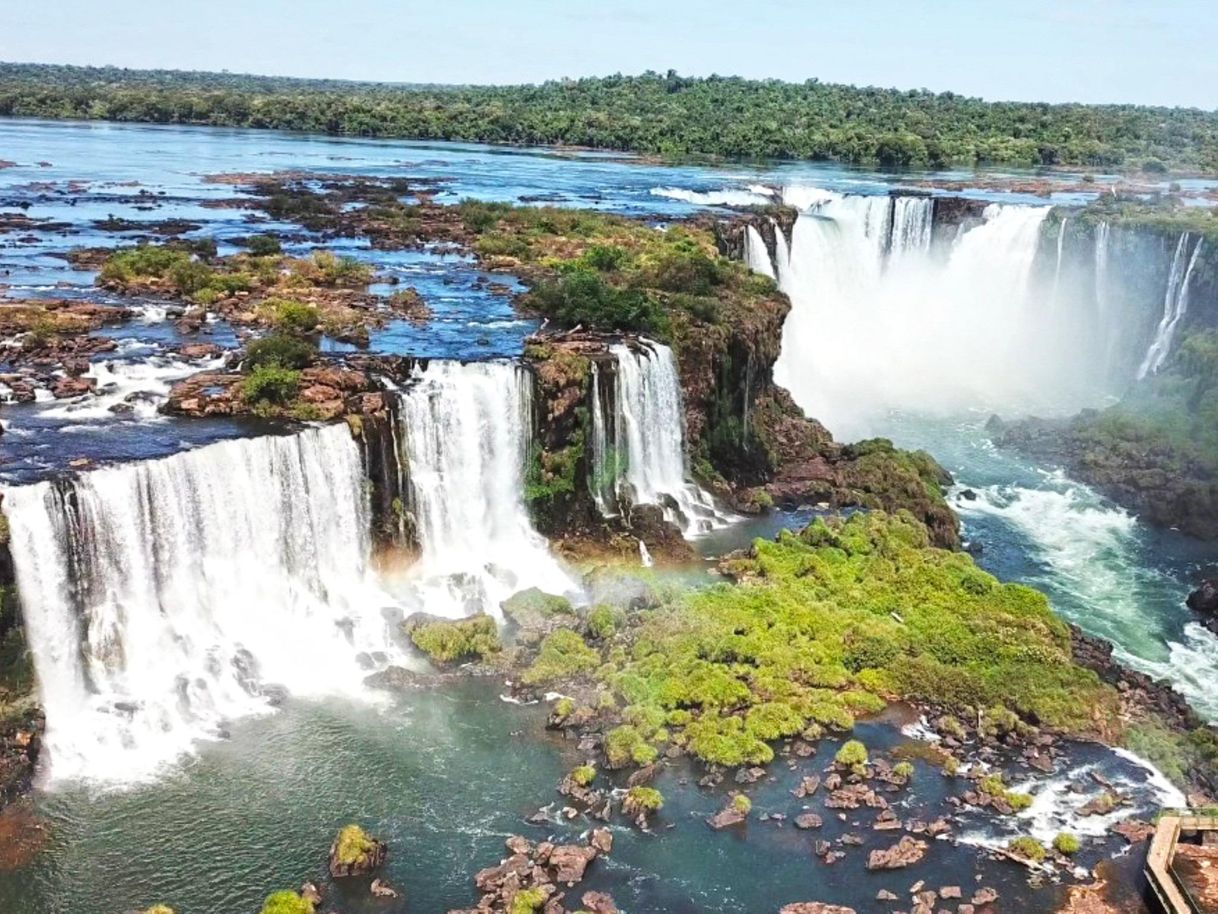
[593,340,727,535]
[744,225,776,280]
[772,192,1070,439]
[4,424,398,784]
[393,360,579,615]
[888,195,934,269]
[1137,233,1205,379]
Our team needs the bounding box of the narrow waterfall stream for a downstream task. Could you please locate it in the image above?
[592,340,728,535]
[392,359,580,616]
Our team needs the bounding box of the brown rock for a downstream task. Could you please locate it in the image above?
[549,845,597,884]
[794,813,823,830]
[780,904,857,914]
[581,891,619,914]
[589,828,613,854]
[867,836,928,870]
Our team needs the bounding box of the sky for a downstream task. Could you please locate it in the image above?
[3,0,1215,109]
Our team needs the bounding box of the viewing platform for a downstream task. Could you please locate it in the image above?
[1147,814,1218,914]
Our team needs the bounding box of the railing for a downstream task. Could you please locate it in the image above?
[1145,814,1218,914]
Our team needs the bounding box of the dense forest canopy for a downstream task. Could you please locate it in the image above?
[1,62,1217,171]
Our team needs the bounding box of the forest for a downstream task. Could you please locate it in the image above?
[1,62,1216,171]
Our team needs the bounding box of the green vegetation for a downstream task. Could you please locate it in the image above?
[459,203,782,341]
[522,629,600,685]
[243,333,318,370]
[509,888,547,914]
[245,234,283,256]
[242,365,300,406]
[259,892,315,914]
[834,739,868,767]
[1007,836,1047,863]
[502,588,576,628]
[586,605,618,641]
[978,773,1033,812]
[533,511,1116,775]
[1053,833,1081,855]
[1124,718,1218,790]
[624,786,664,812]
[333,824,377,866]
[4,64,1216,170]
[408,614,501,665]
[731,794,752,815]
[570,764,597,787]
[1073,195,1218,242]
[261,297,321,334]
[892,761,915,780]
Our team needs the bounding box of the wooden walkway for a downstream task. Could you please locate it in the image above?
[1146,815,1218,914]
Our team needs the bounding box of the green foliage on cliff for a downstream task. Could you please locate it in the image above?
[244,333,319,370]
[4,64,1216,171]
[1073,195,1218,242]
[461,204,783,340]
[408,615,500,665]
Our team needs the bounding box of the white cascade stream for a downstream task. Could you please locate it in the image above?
[1137,233,1204,379]
[393,359,580,616]
[595,340,728,535]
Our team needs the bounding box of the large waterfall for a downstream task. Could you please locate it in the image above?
[767,190,1086,438]
[392,360,579,615]
[3,425,399,784]
[590,341,726,535]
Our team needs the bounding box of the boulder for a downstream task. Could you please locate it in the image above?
[328,824,386,877]
[581,891,619,914]
[780,904,857,914]
[1188,581,1218,631]
[867,836,928,870]
[794,813,823,830]
[550,845,597,884]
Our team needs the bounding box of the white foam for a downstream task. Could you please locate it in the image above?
[649,186,773,208]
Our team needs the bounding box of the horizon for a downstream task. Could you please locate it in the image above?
[3,0,1215,110]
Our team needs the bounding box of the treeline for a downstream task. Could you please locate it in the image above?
[2,63,1216,171]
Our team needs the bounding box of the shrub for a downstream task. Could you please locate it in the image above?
[586,605,617,640]
[522,630,599,685]
[570,765,597,787]
[242,365,300,406]
[1008,836,1046,863]
[892,761,914,780]
[683,714,773,767]
[731,794,752,815]
[529,268,668,335]
[834,740,868,767]
[260,891,315,914]
[263,297,321,333]
[100,245,190,282]
[244,333,318,370]
[603,725,651,768]
[625,786,664,811]
[333,824,376,865]
[509,887,547,914]
[409,615,500,665]
[246,234,283,256]
[168,258,215,295]
[1053,832,1080,855]
[309,250,372,286]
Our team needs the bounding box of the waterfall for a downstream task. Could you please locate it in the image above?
[3,424,398,784]
[889,196,934,269]
[770,192,1059,438]
[588,360,617,515]
[393,360,579,615]
[592,340,727,535]
[1092,220,1108,315]
[744,225,776,280]
[1049,217,1070,308]
[1137,233,1204,379]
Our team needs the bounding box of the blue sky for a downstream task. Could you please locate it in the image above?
[3,0,1215,108]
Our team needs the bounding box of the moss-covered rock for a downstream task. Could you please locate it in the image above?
[328,824,386,877]
[405,613,500,666]
[502,588,576,629]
